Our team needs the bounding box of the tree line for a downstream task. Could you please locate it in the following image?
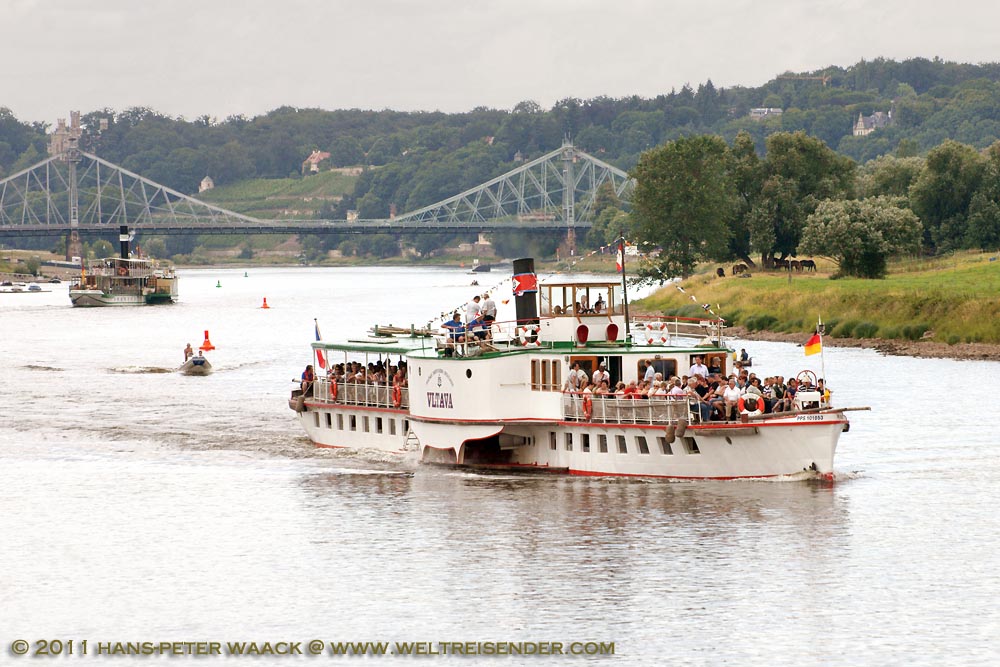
[628,131,1000,280]
[3,57,1000,263]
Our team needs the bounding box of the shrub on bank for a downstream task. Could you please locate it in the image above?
[832,320,860,338]
[853,321,879,338]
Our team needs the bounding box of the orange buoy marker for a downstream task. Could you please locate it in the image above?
[200,330,216,351]
[261,297,270,309]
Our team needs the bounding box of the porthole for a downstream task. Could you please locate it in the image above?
[725,436,733,444]
[466,369,472,378]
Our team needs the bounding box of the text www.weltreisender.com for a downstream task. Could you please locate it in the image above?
[328,641,615,656]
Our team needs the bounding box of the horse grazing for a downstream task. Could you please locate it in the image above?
[800,259,816,272]
[773,258,790,270]
[716,267,726,278]
[732,263,747,276]
[790,260,801,271]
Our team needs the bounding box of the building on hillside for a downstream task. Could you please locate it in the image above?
[199,176,215,193]
[749,107,783,120]
[853,111,892,136]
[48,111,83,156]
[302,150,331,174]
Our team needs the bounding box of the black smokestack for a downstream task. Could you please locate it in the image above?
[512,258,538,328]
[119,225,130,260]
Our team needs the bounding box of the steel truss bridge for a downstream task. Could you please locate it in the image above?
[0,140,632,240]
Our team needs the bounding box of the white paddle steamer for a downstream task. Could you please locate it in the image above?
[290,259,863,480]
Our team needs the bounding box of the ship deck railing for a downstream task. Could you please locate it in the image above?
[435,316,556,357]
[562,393,705,425]
[628,315,726,347]
[309,378,410,410]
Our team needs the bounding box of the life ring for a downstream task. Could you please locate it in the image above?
[738,395,763,416]
[582,394,593,420]
[117,266,127,276]
[330,380,338,401]
[796,369,818,387]
[392,384,402,408]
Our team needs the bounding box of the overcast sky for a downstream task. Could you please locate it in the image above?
[3,0,998,125]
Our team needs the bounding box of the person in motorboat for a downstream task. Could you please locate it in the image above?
[184,343,194,362]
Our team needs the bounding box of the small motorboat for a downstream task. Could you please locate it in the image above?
[179,353,212,376]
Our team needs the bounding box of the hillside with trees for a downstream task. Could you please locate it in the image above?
[3,56,1000,265]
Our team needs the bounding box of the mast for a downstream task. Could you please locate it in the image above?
[619,232,630,339]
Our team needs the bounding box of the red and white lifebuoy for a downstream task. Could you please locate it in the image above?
[582,394,593,420]
[738,395,763,416]
[392,384,402,408]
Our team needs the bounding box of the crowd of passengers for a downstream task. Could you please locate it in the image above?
[566,356,830,422]
[441,293,499,355]
[300,360,408,396]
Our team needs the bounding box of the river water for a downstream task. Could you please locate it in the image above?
[1,266,998,666]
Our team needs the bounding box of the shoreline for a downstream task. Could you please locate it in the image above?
[728,326,1000,362]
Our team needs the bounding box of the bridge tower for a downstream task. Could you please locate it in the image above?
[561,138,576,254]
[49,112,84,260]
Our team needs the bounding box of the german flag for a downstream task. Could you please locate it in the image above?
[804,333,822,356]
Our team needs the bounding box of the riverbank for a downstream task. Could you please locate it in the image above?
[728,326,1000,362]
[634,250,1000,357]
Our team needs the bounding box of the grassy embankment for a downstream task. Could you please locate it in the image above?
[633,252,1000,345]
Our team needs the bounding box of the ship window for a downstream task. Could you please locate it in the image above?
[582,433,590,453]
[376,417,383,434]
[657,436,673,455]
[337,414,344,430]
[550,362,561,391]
[363,416,370,433]
[682,437,700,454]
[565,433,573,451]
[531,360,540,390]
[541,360,549,389]
[599,434,608,453]
[549,432,557,451]
[636,436,650,455]
[617,435,627,454]
[326,413,333,429]
[314,413,320,428]
[349,415,357,431]
[389,419,396,436]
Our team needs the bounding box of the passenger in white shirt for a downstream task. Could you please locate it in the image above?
[688,356,709,379]
[592,362,610,387]
[465,295,482,322]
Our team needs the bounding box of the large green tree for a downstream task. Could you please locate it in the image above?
[966,141,1000,250]
[747,131,856,266]
[799,197,922,278]
[909,139,985,250]
[630,135,735,281]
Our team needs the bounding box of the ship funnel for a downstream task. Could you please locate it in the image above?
[511,258,539,335]
[119,225,130,259]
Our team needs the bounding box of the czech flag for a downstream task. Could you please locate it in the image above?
[314,319,326,369]
[804,333,822,356]
[616,241,625,273]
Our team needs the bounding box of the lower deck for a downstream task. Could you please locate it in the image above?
[293,397,845,480]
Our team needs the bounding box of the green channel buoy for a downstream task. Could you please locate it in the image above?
[216,280,221,288]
